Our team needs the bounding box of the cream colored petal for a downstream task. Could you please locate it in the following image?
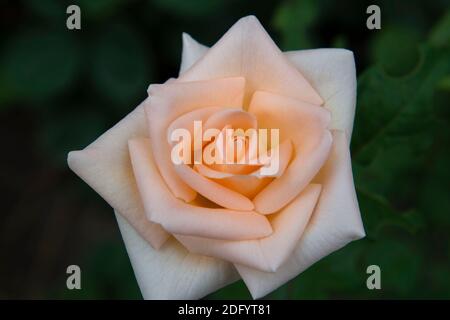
[115,212,239,299]
[235,131,365,299]
[179,33,208,75]
[180,36,356,138]
[249,91,332,214]
[146,77,245,202]
[178,16,322,107]
[176,184,321,272]
[67,101,169,249]
[285,49,357,139]
[129,138,272,240]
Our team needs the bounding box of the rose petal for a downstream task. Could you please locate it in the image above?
[146,77,245,202]
[194,139,293,199]
[67,101,170,249]
[235,130,365,299]
[129,137,273,240]
[115,212,239,299]
[178,16,322,107]
[285,49,357,139]
[174,163,255,211]
[248,91,332,214]
[180,37,357,139]
[176,184,321,272]
[179,33,208,75]
[166,106,226,146]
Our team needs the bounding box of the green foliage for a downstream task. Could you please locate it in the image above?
[273,0,319,49]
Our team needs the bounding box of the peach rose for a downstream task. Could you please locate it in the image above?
[68,16,365,299]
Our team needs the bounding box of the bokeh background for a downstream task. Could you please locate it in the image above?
[1,0,449,299]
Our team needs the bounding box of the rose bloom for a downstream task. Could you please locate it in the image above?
[68,16,365,299]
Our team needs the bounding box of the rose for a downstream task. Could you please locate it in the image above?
[68,16,365,299]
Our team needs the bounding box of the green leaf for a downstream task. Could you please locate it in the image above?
[352,46,450,163]
[429,10,450,47]
[273,0,319,50]
[363,238,421,297]
[370,26,422,77]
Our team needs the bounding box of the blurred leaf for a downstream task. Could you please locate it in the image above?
[356,187,424,238]
[91,24,152,108]
[370,26,422,77]
[429,10,450,47]
[273,0,319,50]
[1,30,81,102]
[363,238,421,296]
[418,127,450,226]
[352,45,450,163]
[151,0,228,18]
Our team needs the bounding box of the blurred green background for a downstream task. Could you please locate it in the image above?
[0,0,449,299]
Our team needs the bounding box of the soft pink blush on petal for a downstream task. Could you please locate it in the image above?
[68,102,169,249]
[236,131,365,299]
[174,164,255,211]
[194,139,293,199]
[146,77,245,203]
[128,138,272,240]
[179,36,357,139]
[176,184,321,272]
[178,16,323,107]
[248,91,332,214]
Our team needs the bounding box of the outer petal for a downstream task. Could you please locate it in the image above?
[176,184,321,272]
[129,138,272,240]
[180,36,356,138]
[115,212,239,299]
[180,33,208,75]
[235,131,365,299]
[67,101,169,249]
[285,49,357,139]
[178,16,323,107]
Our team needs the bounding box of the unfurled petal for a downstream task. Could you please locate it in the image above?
[249,91,332,214]
[174,163,255,211]
[236,131,365,299]
[180,33,208,75]
[285,49,357,139]
[178,16,322,107]
[176,184,321,272]
[146,77,245,202]
[180,37,356,139]
[129,138,272,240]
[67,102,170,249]
[116,212,239,299]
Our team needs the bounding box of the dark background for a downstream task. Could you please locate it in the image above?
[0,0,449,299]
